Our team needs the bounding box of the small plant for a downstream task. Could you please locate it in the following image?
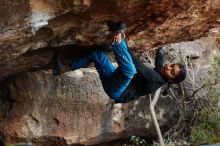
[124,136,147,146]
[189,108,220,144]
[189,55,220,145]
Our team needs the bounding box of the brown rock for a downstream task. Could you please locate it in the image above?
[0,0,220,80]
[0,69,179,145]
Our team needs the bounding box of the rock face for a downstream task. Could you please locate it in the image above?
[0,0,220,145]
[0,0,220,80]
[0,69,179,145]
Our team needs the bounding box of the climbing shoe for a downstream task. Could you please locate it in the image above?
[53,52,63,76]
[107,20,126,32]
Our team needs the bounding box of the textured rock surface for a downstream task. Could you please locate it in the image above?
[0,0,220,80]
[0,69,179,145]
[0,0,220,145]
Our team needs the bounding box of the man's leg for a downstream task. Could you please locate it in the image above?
[53,50,115,78]
[70,50,115,79]
[103,38,136,100]
[112,39,136,78]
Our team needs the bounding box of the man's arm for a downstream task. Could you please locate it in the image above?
[155,47,164,70]
[127,48,162,81]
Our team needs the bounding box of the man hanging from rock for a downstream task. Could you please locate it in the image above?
[53,21,186,103]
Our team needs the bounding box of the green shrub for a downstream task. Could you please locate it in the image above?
[124,136,147,146]
[189,55,220,145]
[189,108,220,144]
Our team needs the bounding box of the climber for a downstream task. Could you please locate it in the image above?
[53,21,186,103]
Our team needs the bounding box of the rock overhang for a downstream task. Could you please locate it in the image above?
[0,0,220,80]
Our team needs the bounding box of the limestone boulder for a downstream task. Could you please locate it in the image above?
[0,69,179,145]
